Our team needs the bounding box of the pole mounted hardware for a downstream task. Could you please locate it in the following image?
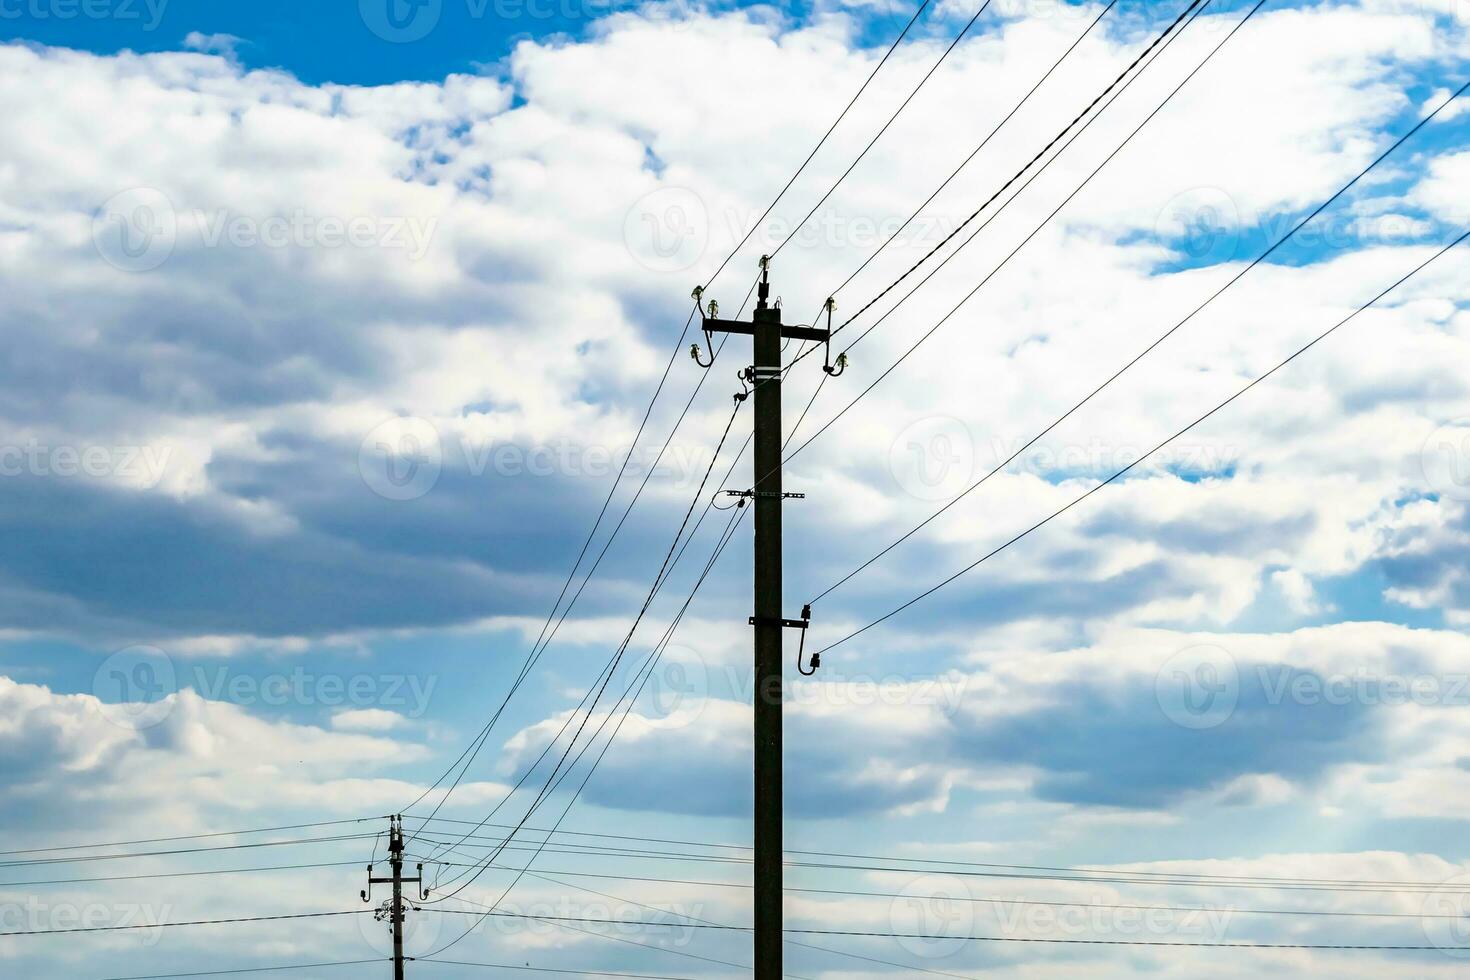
[691,287,718,367]
[723,489,805,500]
[821,298,848,377]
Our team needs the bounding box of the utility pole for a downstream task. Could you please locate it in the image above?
[362,815,424,980]
[700,257,830,980]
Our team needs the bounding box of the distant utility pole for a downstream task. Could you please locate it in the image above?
[700,257,831,980]
[362,815,424,980]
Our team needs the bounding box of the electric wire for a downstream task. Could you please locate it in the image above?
[0,909,368,939]
[827,0,1120,297]
[817,0,1210,340]
[810,70,1470,606]
[404,303,703,842]
[100,963,383,980]
[414,273,760,862]
[768,0,997,259]
[422,396,747,906]
[813,228,1470,654]
[704,0,938,287]
[0,817,385,858]
[421,491,751,957]
[423,908,1450,949]
[779,0,1249,472]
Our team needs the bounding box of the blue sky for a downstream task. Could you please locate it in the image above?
[2,0,1470,977]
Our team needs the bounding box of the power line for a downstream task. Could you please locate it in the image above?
[769,0,1120,443]
[814,227,1470,653]
[100,962,383,980]
[423,908,1449,949]
[810,65,1470,606]
[404,303,704,839]
[827,0,1120,298]
[704,0,937,287]
[0,817,384,858]
[411,839,1470,895]
[768,0,997,259]
[0,909,368,939]
[780,0,1254,467]
[0,859,367,889]
[422,393,757,901]
[416,815,1470,893]
[423,397,748,908]
[0,833,380,869]
[819,0,1209,341]
[412,274,760,858]
[434,892,790,980]
[422,492,752,956]
[414,961,702,980]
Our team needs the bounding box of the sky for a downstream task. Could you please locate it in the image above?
[2,0,1470,977]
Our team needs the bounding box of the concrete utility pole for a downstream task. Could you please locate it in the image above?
[362,815,424,980]
[701,258,830,980]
